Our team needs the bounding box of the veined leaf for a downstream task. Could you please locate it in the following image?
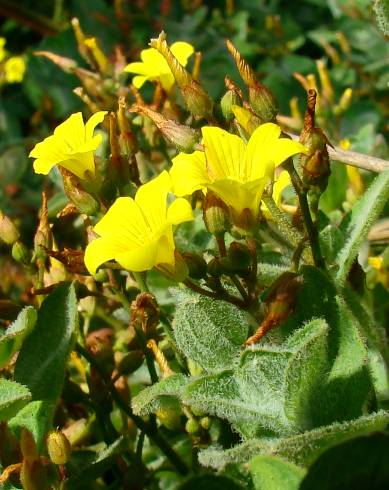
[249,455,305,490]
[0,379,31,422]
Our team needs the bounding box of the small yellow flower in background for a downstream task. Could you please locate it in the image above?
[368,256,388,288]
[124,41,194,92]
[84,171,193,274]
[170,123,305,223]
[0,38,6,62]
[29,111,107,180]
[4,56,26,83]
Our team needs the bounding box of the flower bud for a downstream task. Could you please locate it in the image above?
[12,241,31,265]
[33,193,52,260]
[71,18,90,63]
[150,32,213,119]
[203,193,231,235]
[84,37,110,75]
[185,418,200,435]
[221,90,241,121]
[227,241,252,272]
[86,328,115,373]
[130,105,201,152]
[181,252,207,279]
[117,350,144,376]
[334,87,352,116]
[34,51,77,74]
[61,169,100,215]
[300,90,330,191]
[130,292,159,339]
[46,430,71,465]
[0,211,20,244]
[200,416,211,430]
[226,39,278,122]
[155,398,181,431]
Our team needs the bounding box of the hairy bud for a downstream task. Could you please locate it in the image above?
[0,211,19,245]
[46,430,71,465]
[203,193,231,235]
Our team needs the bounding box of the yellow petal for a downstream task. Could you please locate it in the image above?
[141,48,169,73]
[273,170,291,206]
[244,123,281,181]
[170,151,209,196]
[116,231,175,271]
[132,75,147,88]
[170,42,194,67]
[85,111,107,140]
[167,198,193,225]
[202,126,246,181]
[271,138,307,167]
[61,152,95,179]
[94,197,147,246]
[84,236,125,274]
[135,171,171,232]
[54,113,85,149]
[124,61,150,75]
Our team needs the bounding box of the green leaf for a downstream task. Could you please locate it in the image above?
[284,319,329,431]
[132,374,188,416]
[66,437,127,489]
[8,400,55,451]
[184,320,329,438]
[0,379,31,422]
[173,290,249,371]
[14,283,78,401]
[249,455,305,490]
[335,169,389,286]
[199,410,389,469]
[300,433,389,489]
[177,474,244,490]
[0,306,37,368]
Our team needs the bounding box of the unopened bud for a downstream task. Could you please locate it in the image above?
[221,90,241,121]
[61,169,100,215]
[200,416,211,430]
[150,32,213,119]
[130,105,200,152]
[130,292,159,338]
[86,328,114,370]
[227,242,252,272]
[0,211,19,244]
[156,399,181,431]
[334,87,352,116]
[316,59,334,103]
[181,252,207,279]
[12,241,30,265]
[300,90,330,190]
[34,51,77,73]
[71,18,91,64]
[46,430,71,465]
[203,193,231,235]
[34,193,52,259]
[117,350,144,375]
[185,418,200,435]
[226,39,277,122]
[84,37,109,74]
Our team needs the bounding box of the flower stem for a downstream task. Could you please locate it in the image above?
[75,343,189,475]
[287,164,326,269]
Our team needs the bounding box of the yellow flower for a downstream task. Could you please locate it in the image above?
[84,171,193,274]
[29,111,107,180]
[170,123,306,222]
[124,41,194,92]
[0,38,6,63]
[4,56,26,83]
[261,170,291,219]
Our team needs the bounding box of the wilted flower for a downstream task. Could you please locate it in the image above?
[170,123,305,224]
[84,171,193,274]
[29,111,107,180]
[124,41,194,92]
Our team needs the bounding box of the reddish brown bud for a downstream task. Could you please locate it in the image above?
[130,292,159,339]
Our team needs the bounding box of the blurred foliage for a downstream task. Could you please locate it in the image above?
[0,0,388,489]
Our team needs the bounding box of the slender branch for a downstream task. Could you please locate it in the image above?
[287,165,326,269]
[286,131,389,173]
[75,343,189,475]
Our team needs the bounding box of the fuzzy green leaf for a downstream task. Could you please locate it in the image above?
[199,410,389,469]
[14,283,78,401]
[0,306,37,368]
[184,319,329,438]
[8,400,55,451]
[249,455,305,490]
[335,169,389,286]
[132,374,188,416]
[173,290,248,371]
[0,379,31,422]
[177,474,244,490]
